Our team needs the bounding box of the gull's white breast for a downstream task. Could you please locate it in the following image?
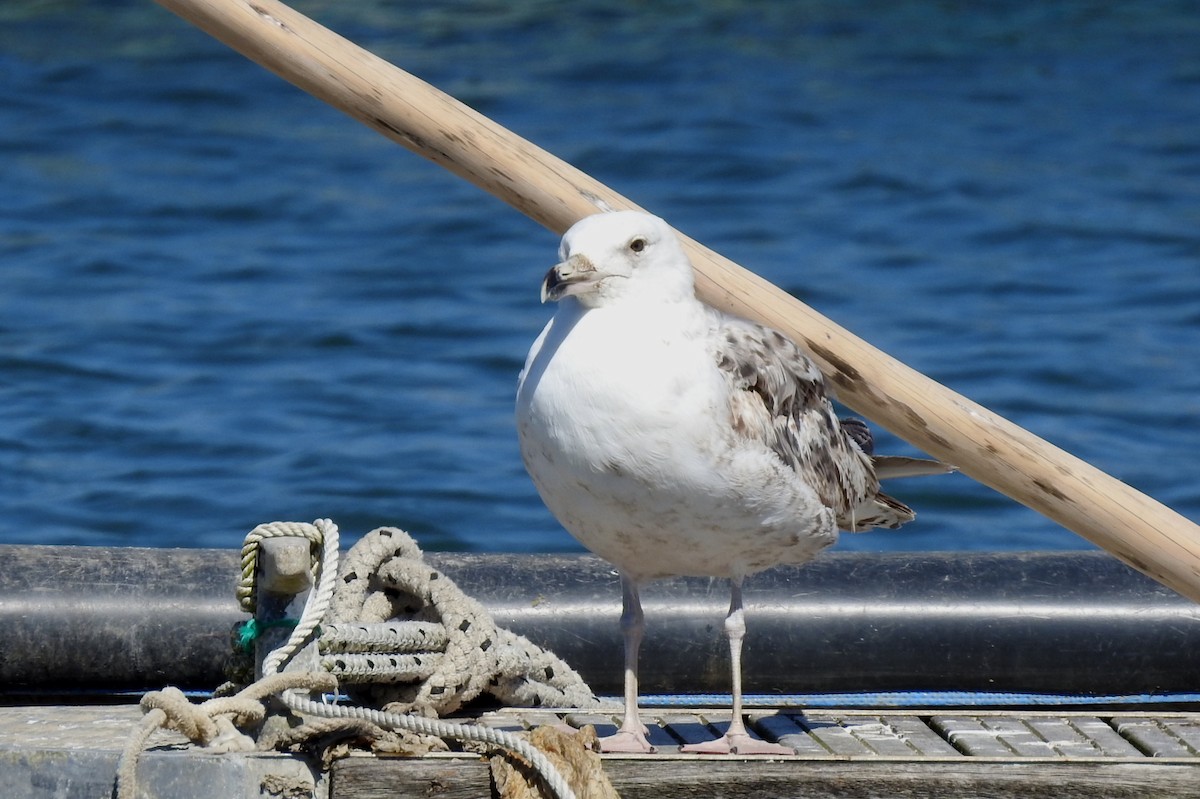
[516,298,837,581]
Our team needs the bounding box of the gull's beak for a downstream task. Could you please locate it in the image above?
[541,254,601,303]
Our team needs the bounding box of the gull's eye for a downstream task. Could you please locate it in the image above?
[629,237,647,253]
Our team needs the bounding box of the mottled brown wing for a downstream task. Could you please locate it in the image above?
[712,317,900,528]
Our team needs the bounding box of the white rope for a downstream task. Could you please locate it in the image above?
[120,520,589,799]
[322,621,449,653]
[280,692,580,799]
[325,528,596,714]
[258,522,581,799]
[115,672,337,799]
[323,652,440,681]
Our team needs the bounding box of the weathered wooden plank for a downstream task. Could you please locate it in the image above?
[659,712,720,748]
[335,756,493,799]
[1069,717,1145,758]
[561,711,618,733]
[562,711,683,750]
[476,709,566,733]
[810,715,950,758]
[932,714,1177,760]
[982,717,1061,757]
[477,709,1200,761]
[840,719,914,756]
[804,717,881,757]
[748,713,830,756]
[1024,717,1142,758]
[1116,717,1200,757]
[331,756,1200,799]
[878,715,962,758]
[474,715,527,734]
[929,716,1021,757]
[1163,718,1200,753]
[479,709,966,757]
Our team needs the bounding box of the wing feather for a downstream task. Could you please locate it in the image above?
[712,316,915,531]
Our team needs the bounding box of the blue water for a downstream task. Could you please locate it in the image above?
[2,1,1198,555]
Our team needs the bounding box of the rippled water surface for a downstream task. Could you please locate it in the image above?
[2,1,1199,554]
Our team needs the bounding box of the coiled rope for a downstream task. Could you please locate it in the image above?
[323,527,595,714]
[117,520,605,799]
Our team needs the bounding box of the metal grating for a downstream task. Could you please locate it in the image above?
[474,707,1200,761]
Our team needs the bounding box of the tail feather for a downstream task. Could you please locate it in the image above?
[845,491,915,533]
[873,455,956,480]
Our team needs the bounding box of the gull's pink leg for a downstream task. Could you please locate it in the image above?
[682,578,794,755]
[599,574,656,753]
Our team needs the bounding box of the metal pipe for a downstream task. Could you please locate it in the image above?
[1,545,1197,697]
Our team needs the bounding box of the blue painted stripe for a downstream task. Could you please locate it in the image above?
[631,691,1200,708]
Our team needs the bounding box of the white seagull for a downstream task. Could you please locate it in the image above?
[516,211,946,754]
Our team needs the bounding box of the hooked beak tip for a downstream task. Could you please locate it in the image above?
[540,253,595,303]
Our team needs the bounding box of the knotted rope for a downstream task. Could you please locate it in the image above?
[326,527,596,715]
[116,672,337,794]
[117,520,608,799]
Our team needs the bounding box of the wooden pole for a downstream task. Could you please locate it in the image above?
[154,0,1200,604]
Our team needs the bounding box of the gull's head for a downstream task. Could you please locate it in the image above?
[540,211,694,308]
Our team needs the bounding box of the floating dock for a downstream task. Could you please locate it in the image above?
[3,545,1200,797]
[6,704,1200,798]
